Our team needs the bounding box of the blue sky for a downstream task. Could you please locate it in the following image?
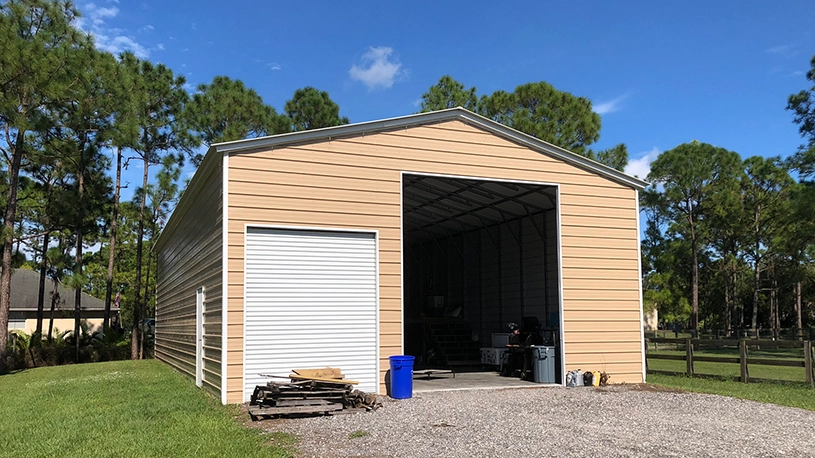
[76,0,815,187]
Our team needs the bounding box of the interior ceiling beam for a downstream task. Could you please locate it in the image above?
[411,175,553,216]
[406,187,543,232]
[473,183,554,213]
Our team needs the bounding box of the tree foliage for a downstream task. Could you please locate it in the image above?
[0,0,89,366]
[645,141,742,332]
[184,76,289,165]
[284,87,348,131]
[420,75,478,112]
[479,82,602,156]
[419,76,619,167]
[787,53,815,178]
[643,141,814,335]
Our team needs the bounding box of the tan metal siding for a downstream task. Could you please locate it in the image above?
[156,155,223,398]
[225,119,642,403]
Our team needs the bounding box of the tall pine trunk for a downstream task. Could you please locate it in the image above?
[74,168,85,363]
[140,211,159,359]
[0,130,25,368]
[797,281,803,340]
[141,234,153,359]
[35,231,50,339]
[751,215,760,331]
[770,274,777,339]
[47,236,61,342]
[735,270,743,328]
[724,269,732,335]
[104,147,123,331]
[691,235,699,335]
[131,155,149,360]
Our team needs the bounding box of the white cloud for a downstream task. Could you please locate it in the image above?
[156,43,165,50]
[593,93,630,115]
[267,62,281,71]
[766,44,798,59]
[349,46,403,90]
[624,147,660,180]
[138,24,154,33]
[77,3,150,58]
[90,6,118,25]
[98,34,150,58]
[792,70,804,76]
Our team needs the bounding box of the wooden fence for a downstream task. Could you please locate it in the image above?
[646,338,815,387]
[645,327,815,341]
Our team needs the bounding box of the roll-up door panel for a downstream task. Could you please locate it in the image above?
[243,228,378,401]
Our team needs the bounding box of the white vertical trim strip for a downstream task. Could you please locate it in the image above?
[374,229,381,394]
[636,190,646,383]
[220,153,229,405]
[399,172,405,356]
[556,185,566,385]
[241,228,248,402]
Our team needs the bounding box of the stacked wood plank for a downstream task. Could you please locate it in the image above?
[248,367,380,420]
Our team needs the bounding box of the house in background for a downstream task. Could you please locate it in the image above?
[7,268,112,334]
[154,107,648,404]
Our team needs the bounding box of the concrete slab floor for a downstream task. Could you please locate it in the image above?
[412,370,560,392]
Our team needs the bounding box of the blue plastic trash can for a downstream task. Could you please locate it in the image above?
[388,355,415,399]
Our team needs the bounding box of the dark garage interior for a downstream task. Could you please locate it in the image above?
[402,173,562,383]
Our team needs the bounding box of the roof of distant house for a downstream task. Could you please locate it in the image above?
[10,269,106,312]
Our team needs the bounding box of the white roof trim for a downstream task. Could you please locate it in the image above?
[212,107,648,190]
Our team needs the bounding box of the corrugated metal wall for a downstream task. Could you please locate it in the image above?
[155,153,223,398]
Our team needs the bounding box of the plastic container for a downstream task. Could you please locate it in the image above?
[388,355,415,399]
[531,346,556,384]
[491,333,512,347]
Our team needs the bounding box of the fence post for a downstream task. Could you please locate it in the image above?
[739,340,748,383]
[805,341,813,389]
[644,338,649,373]
[686,339,694,376]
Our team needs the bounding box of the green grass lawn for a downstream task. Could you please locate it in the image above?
[0,360,295,458]
[648,373,815,411]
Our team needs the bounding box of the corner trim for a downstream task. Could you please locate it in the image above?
[636,190,646,383]
[556,186,566,385]
[221,152,229,405]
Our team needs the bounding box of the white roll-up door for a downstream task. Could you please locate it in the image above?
[243,228,379,401]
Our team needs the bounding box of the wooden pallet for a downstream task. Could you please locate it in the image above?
[249,372,378,420]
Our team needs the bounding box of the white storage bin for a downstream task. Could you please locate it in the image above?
[480,347,509,366]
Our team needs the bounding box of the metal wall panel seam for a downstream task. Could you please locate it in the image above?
[221,152,229,405]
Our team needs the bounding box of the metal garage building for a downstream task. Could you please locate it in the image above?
[154,107,647,405]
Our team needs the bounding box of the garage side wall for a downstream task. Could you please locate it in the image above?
[156,153,223,398]
[224,120,642,403]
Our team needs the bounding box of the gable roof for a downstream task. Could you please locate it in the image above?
[10,269,106,312]
[212,107,648,190]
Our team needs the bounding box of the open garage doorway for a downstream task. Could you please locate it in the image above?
[402,173,564,389]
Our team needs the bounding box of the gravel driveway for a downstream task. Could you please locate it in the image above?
[256,385,815,457]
